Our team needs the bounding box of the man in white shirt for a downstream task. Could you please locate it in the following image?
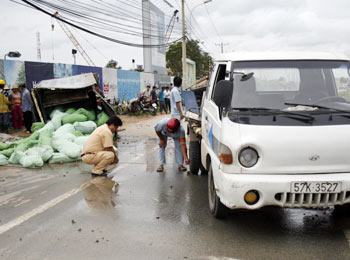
[142,85,152,101]
[164,86,171,113]
[170,77,185,120]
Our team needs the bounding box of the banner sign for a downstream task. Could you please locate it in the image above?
[117,70,140,101]
[102,67,117,103]
[25,61,54,90]
[54,63,73,78]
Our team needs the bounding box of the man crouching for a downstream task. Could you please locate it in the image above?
[155,118,190,172]
[81,116,123,177]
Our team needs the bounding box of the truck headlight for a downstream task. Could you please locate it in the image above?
[239,147,259,168]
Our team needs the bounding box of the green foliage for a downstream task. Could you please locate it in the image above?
[16,64,26,85]
[166,40,213,78]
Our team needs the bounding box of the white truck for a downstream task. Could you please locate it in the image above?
[185,51,350,218]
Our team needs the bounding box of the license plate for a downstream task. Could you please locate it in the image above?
[291,182,342,193]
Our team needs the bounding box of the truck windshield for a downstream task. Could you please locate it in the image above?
[231,60,350,112]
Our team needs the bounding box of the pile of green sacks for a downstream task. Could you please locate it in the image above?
[0,108,110,168]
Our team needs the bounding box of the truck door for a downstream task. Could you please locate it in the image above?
[201,62,230,166]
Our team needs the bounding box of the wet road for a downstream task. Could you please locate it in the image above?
[1,135,350,259]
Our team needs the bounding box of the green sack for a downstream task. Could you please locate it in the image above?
[66,108,77,114]
[73,121,97,134]
[0,148,14,158]
[0,142,11,151]
[75,108,96,121]
[54,123,75,136]
[51,111,66,130]
[20,131,40,142]
[26,145,54,163]
[15,140,39,152]
[96,112,109,126]
[0,154,8,166]
[37,121,55,134]
[62,113,87,125]
[73,131,83,137]
[39,129,53,146]
[49,153,77,164]
[74,136,89,146]
[31,122,45,133]
[50,109,64,120]
[20,154,44,168]
[9,151,25,164]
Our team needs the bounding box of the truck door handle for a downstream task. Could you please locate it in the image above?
[205,116,208,121]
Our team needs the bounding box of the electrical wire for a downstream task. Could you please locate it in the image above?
[204,4,224,42]
[20,0,182,48]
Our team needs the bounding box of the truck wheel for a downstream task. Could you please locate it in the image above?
[189,141,207,175]
[189,141,201,175]
[208,164,227,218]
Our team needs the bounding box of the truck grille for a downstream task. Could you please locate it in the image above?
[274,191,350,208]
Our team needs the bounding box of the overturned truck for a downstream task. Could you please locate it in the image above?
[32,73,115,122]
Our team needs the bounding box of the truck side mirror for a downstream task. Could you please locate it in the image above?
[212,80,233,111]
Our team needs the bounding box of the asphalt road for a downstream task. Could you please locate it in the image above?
[1,135,350,260]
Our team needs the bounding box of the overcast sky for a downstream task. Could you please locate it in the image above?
[1,0,350,68]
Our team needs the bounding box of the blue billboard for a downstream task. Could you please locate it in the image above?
[117,70,140,101]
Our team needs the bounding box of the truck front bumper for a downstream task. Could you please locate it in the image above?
[215,170,350,210]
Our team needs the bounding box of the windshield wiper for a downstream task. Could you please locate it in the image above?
[285,102,350,114]
[231,107,315,122]
[231,107,271,111]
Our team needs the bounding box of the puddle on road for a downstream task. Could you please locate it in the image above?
[83,177,118,211]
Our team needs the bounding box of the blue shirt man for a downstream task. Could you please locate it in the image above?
[154,118,189,172]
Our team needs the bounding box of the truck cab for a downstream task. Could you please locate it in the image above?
[189,51,350,217]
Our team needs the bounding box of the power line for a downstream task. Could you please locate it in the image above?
[204,5,223,42]
[20,0,182,48]
[34,0,178,36]
[21,0,181,41]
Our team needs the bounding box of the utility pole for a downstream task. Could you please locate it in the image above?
[216,42,229,54]
[181,0,187,90]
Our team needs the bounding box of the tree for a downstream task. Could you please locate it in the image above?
[106,59,118,69]
[166,40,213,78]
[16,63,26,85]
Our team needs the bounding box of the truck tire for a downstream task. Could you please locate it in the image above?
[189,141,201,175]
[208,164,228,218]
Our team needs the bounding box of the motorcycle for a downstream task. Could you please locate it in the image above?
[139,95,157,115]
[131,97,143,113]
[114,98,129,115]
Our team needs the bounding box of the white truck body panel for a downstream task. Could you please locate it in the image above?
[200,51,350,210]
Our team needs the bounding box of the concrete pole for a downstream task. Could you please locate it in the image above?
[181,0,187,90]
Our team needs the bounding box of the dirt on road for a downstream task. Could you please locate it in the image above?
[118,114,168,138]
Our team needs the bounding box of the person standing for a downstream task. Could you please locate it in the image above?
[0,80,10,133]
[81,116,123,177]
[155,118,190,172]
[151,86,158,104]
[158,87,167,114]
[3,85,12,130]
[11,85,23,130]
[19,84,33,133]
[170,77,185,120]
[164,86,171,113]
